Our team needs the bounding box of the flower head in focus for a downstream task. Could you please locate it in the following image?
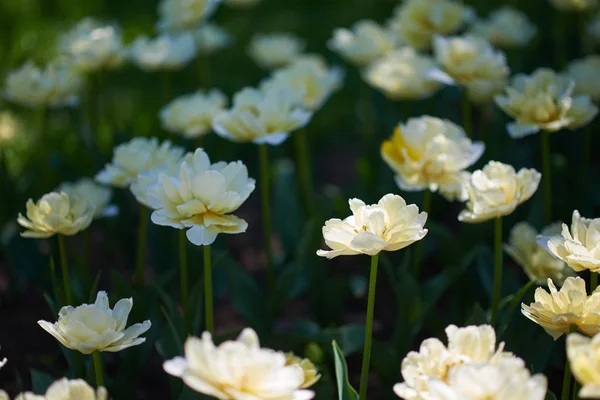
[495,68,598,138]
[328,20,396,66]
[15,378,108,400]
[17,192,94,238]
[468,6,536,49]
[164,328,315,399]
[565,55,600,103]
[363,48,443,101]
[95,137,184,188]
[381,116,484,201]
[4,61,82,108]
[458,161,541,223]
[223,0,261,7]
[522,277,600,339]
[59,17,125,72]
[505,222,575,285]
[317,194,428,259]
[549,0,597,11]
[38,291,151,354]
[58,178,116,219]
[431,35,510,104]
[248,33,305,69]
[567,332,600,398]
[213,86,311,145]
[388,0,471,50]
[160,89,227,138]
[193,22,232,55]
[285,354,321,389]
[147,149,255,245]
[129,33,198,71]
[157,0,220,32]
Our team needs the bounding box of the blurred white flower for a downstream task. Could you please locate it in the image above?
[4,61,82,108]
[213,86,311,146]
[505,222,575,285]
[0,111,20,145]
[495,68,598,138]
[131,160,181,208]
[567,332,600,398]
[193,22,232,54]
[248,33,305,69]
[95,137,184,188]
[388,0,470,49]
[157,0,220,32]
[317,194,428,259]
[363,48,443,100]
[59,17,125,71]
[381,116,484,201]
[458,161,541,223]
[565,55,600,102]
[15,378,108,400]
[223,0,261,7]
[164,328,314,399]
[430,35,509,104]
[18,192,94,238]
[550,0,597,11]
[160,89,227,138]
[328,20,396,66]
[148,149,255,245]
[469,7,536,49]
[58,178,116,219]
[129,33,198,71]
[38,291,151,354]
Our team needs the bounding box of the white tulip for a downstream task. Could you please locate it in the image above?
[160,89,227,138]
[129,33,198,71]
[58,178,116,219]
[248,33,305,69]
[14,378,108,400]
[567,332,600,398]
[193,23,232,55]
[565,55,600,103]
[468,7,536,49]
[157,0,220,32]
[328,20,396,66]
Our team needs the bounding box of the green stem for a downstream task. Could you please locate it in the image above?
[359,254,380,400]
[491,217,503,326]
[461,91,472,138]
[92,351,104,387]
[562,325,578,400]
[162,72,172,102]
[541,132,553,224]
[412,190,432,276]
[204,245,213,334]
[179,229,189,335]
[134,207,148,287]
[556,10,568,68]
[82,229,92,294]
[582,124,592,214]
[294,129,315,216]
[591,273,598,292]
[259,144,274,290]
[573,381,581,400]
[58,235,73,305]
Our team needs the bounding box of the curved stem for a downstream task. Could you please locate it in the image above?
[412,190,432,277]
[179,229,189,335]
[541,132,553,224]
[259,144,274,290]
[491,217,503,326]
[58,235,73,305]
[359,254,380,400]
[461,91,472,138]
[204,245,213,334]
[562,325,578,400]
[294,129,315,216]
[134,207,149,287]
[92,351,104,387]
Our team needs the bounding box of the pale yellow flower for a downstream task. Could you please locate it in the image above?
[0,111,20,145]
[381,116,484,201]
[58,178,115,219]
[193,23,232,55]
[157,0,220,32]
[495,68,598,138]
[59,18,125,71]
[328,20,396,66]
[15,378,108,400]
[468,7,536,49]
[95,137,185,188]
[248,33,305,69]
[129,33,198,71]
[17,192,94,238]
[38,291,151,354]
[458,161,541,223]
[317,194,428,259]
[0,391,6,400]
[160,89,227,138]
[130,157,183,208]
[223,0,261,7]
[565,55,600,102]
[430,35,509,104]
[393,324,518,400]
[505,222,574,285]
[522,277,600,339]
[285,354,321,389]
[550,0,597,11]
[542,210,600,273]
[213,86,311,145]
[164,328,315,400]
[388,0,470,50]
[4,61,82,108]
[147,149,255,246]
[363,48,443,100]
[567,332,600,398]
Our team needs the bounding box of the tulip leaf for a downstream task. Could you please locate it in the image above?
[332,340,359,400]
[30,368,54,394]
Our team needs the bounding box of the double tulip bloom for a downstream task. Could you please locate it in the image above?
[565,55,600,103]
[129,33,198,71]
[468,6,537,49]
[58,178,116,219]
[328,20,396,66]
[247,33,305,69]
[567,332,600,398]
[2,378,108,400]
[193,23,232,55]
[156,0,220,32]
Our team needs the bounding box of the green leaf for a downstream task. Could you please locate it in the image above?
[545,391,558,400]
[88,270,102,303]
[332,340,359,400]
[30,369,54,394]
[465,303,489,325]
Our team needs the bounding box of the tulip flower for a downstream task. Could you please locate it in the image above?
[328,20,396,66]
[193,23,232,55]
[10,378,108,400]
[129,33,198,71]
[247,33,305,69]
[156,0,220,33]
[468,7,537,49]
[567,332,600,398]
[58,178,116,220]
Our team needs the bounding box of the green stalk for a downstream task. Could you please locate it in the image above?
[591,273,598,292]
[134,207,149,286]
[556,10,568,69]
[582,125,592,214]
[162,72,172,102]
[92,351,104,387]
[562,325,578,400]
[58,235,73,305]
[491,217,503,326]
[294,129,315,216]
[359,254,380,400]
[412,190,432,276]
[204,245,213,334]
[573,381,580,400]
[179,229,190,335]
[259,144,274,290]
[461,91,472,138]
[541,132,553,224]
